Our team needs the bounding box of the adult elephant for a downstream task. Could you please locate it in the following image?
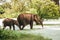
[17,13,43,30]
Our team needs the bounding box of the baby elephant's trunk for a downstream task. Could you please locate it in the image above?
[14,20,19,26]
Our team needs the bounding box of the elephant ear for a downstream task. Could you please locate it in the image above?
[34,14,37,20]
[34,14,40,19]
[33,14,43,22]
[34,14,43,20]
[33,14,40,21]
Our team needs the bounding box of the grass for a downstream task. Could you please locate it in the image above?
[0,29,52,40]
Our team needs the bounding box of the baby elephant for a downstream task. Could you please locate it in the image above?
[2,18,19,30]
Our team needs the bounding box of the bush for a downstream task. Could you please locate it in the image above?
[0,6,4,14]
[0,30,52,40]
[0,0,59,19]
[33,0,59,19]
[0,8,20,18]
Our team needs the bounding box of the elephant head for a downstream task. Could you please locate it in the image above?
[34,14,43,28]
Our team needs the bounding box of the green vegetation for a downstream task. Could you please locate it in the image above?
[0,0,59,19]
[59,5,60,16]
[0,29,51,40]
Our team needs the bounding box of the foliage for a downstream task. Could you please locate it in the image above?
[1,3,11,9]
[59,5,60,13]
[26,8,37,14]
[30,0,59,19]
[0,0,59,19]
[0,29,51,40]
[0,6,4,14]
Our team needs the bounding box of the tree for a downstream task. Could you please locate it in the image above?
[29,0,59,19]
[0,0,59,19]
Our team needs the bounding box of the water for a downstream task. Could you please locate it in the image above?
[19,25,60,40]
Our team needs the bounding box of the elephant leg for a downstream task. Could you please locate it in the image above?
[41,23,43,28]
[30,22,33,29]
[18,24,22,30]
[3,25,6,30]
[9,26,11,30]
[21,21,26,30]
[13,25,15,30]
[21,24,25,30]
[40,22,43,28]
